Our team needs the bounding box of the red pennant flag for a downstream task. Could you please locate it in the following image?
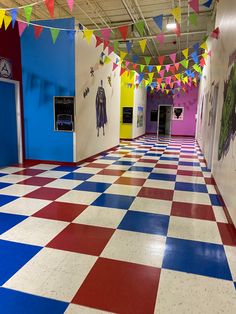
[112,63,118,71]
[158,56,165,65]
[200,57,206,67]
[34,25,43,39]
[103,40,109,50]
[133,64,138,70]
[95,36,103,47]
[188,0,199,13]
[157,78,162,85]
[45,0,54,18]
[118,25,129,41]
[175,23,181,37]
[175,63,180,70]
[170,65,176,74]
[120,67,126,76]
[108,46,114,55]
[211,27,220,39]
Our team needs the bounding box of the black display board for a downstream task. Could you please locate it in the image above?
[123,107,133,124]
[54,96,74,131]
[150,110,158,122]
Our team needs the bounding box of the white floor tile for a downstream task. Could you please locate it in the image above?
[173,190,211,205]
[105,184,141,196]
[87,175,119,184]
[176,175,205,184]
[224,245,236,282]
[0,184,39,197]
[121,171,150,179]
[212,206,228,223]
[36,170,69,178]
[0,167,25,174]
[57,190,100,205]
[45,179,81,190]
[130,197,172,215]
[144,179,175,190]
[0,175,30,183]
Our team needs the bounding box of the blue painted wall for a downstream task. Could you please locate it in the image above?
[21,18,75,162]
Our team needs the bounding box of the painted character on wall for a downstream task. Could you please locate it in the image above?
[96,80,107,136]
[218,63,236,160]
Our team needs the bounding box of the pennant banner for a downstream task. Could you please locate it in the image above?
[153,15,163,31]
[10,8,18,28]
[4,15,11,30]
[34,25,43,39]
[67,0,74,12]
[139,39,147,53]
[45,0,54,18]
[171,7,181,23]
[24,5,32,24]
[188,0,199,14]
[50,27,60,44]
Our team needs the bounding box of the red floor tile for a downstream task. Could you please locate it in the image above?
[163,151,180,155]
[14,169,46,176]
[18,177,56,186]
[138,187,174,201]
[217,223,236,246]
[24,187,68,200]
[33,202,87,222]
[114,177,146,186]
[72,258,160,314]
[98,169,125,176]
[171,202,215,221]
[86,163,108,169]
[177,170,203,177]
[125,154,143,158]
[47,223,115,255]
[138,159,158,163]
[155,164,178,170]
[205,177,216,185]
[179,155,197,159]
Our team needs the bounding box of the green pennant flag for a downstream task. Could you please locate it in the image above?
[24,5,33,24]
[50,28,60,44]
[193,64,201,73]
[130,71,135,80]
[135,20,145,36]
[180,59,189,69]
[189,12,198,26]
[161,83,165,89]
[113,41,119,53]
[140,64,145,72]
[144,56,151,65]
[148,72,154,81]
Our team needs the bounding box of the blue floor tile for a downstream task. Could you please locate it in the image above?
[113,161,135,166]
[181,150,195,153]
[101,156,120,161]
[210,194,224,206]
[0,182,12,190]
[0,240,42,285]
[179,161,200,167]
[128,166,153,172]
[145,153,162,157]
[175,182,208,193]
[74,181,111,193]
[0,288,68,314]
[62,172,93,181]
[92,193,134,210]
[160,157,179,161]
[149,173,176,181]
[118,210,169,236]
[201,167,211,172]
[234,282,236,290]
[52,166,79,172]
[0,195,18,207]
[162,237,232,281]
[0,173,7,177]
[0,213,27,235]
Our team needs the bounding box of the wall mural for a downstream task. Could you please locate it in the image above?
[96,80,107,137]
[218,58,236,160]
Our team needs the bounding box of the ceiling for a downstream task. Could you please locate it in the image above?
[0,0,217,63]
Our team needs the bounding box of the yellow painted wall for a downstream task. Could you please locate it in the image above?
[120,72,135,139]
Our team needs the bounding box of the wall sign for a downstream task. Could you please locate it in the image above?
[173,107,184,120]
[0,57,12,79]
[54,96,75,132]
[123,107,133,124]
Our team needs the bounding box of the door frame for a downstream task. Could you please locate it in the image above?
[0,78,23,164]
[157,104,173,136]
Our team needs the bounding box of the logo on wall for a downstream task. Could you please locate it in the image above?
[0,57,12,79]
[173,107,184,120]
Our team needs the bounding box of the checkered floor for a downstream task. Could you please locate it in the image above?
[0,135,236,314]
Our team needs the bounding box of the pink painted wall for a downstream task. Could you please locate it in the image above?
[171,86,198,136]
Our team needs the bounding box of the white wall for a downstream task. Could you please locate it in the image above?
[196,0,236,226]
[75,33,120,162]
[132,85,147,138]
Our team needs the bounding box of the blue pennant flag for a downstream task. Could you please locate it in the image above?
[203,0,213,8]
[193,42,200,52]
[151,82,157,88]
[132,55,139,64]
[191,51,198,64]
[153,15,163,31]
[138,73,144,84]
[126,41,132,54]
[148,65,154,72]
[67,30,76,42]
[10,8,18,28]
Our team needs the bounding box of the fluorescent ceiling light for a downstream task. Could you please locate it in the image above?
[166,23,177,30]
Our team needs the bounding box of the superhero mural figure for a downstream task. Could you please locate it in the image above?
[96,80,107,136]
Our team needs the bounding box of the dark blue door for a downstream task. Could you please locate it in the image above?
[0,81,18,168]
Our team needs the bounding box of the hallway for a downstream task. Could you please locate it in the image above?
[0,136,235,313]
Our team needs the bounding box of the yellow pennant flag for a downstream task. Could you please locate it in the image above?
[182,48,189,59]
[166,90,170,94]
[171,7,181,23]
[202,52,208,59]
[156,65,161,73]
[145,80,149,87]
[183,76,188,84]
[148,72,154,81]
[139,39,147,53]
[200,41,208,51]
[175,73,181,80]
[0,9,5,28]
[104,56,111,64]
[83,30,94,44]
[4,15,12,30]
[193,78,197,84]
[120,50,127,60]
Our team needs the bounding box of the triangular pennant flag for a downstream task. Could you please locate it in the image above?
[175,63,180,70]
[126,41,132,54]
[125,61,130,68]
[170,65,176,74]
[101,28,111,41]
[108,45,114,55]
[140,65,145,72]
[159,69,165,78]
[211,27,220,39]
[50,28,60,44]
[182,48,189,59]
[139,39,147,53]
[200,41,208,51]
[95,36,103,47]
[156,33,165,45]
[180,59,189,69]
[175,74,181,80]
[4,15,12,30]
[169,53,176,63]
[161,83,165,89]
[135,20,145,36]
[120,67,126,76]
[166,77,171,84]
[10,8,17,28]
[130,71,135,80]
[112,63,118,71]
[0,10,5,28]
[157,77,162,85]
[120,50,127,60]
[113,41,119,53]
[191,51,198,63]
[165,64,170,72]
[18,21,27,37]
[144,56,151,65]
[193,42,200,52]
[203,0,213,8]
[67,0,74,12]
[132,55,139,64]
[103,40,109,50]
[34,25,43,39]
[153,15,163,30]
[171,7,181,23]
[156,65,161,73]
[148,65,154,72]
[83,29,94,44]
[104,56,111,64]
[24,5,32,24]
[67,30,75,42]
[138,73,144,84]
[45,0,54,18]
[118,25,129,41]
[158,55,165,65]
[189,12,198,26]
[188,0,199,14]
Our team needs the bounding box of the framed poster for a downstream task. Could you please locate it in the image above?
[137,106,144,127]
[173,107,184,120]
[150,110,158,122]
[123,107,133,124]
[54,96,75,132]
[0,57,12,79]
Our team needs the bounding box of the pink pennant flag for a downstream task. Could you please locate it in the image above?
[156,33,165,45]
[175,63,180,70]
[211,27,220,39]
[169,53,176,63]
[101,28,111,41]
[112,63,118,71]
[165,64,170,72]
[159,69,165,78]
[108,45,114,55]
[165,77,171,85]
[18,21,27,37]
[125,61,130,68]
[67,0,74,12]
[188,0,199,14]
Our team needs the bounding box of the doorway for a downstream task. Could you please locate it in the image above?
[158,105,172,136]
[0,79,22,168]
